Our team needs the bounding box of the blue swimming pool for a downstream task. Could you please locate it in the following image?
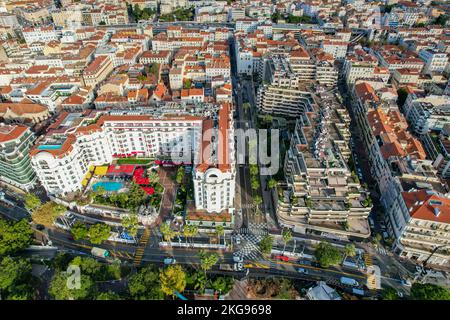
[37,145,62,150]
[92,181,124,192]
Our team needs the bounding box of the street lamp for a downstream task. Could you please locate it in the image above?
[420,244,449,278]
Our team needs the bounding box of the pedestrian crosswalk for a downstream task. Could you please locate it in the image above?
[363,253,373,267]
[234,223,268,260]
[133,228,151,267]
[376,246,388,255]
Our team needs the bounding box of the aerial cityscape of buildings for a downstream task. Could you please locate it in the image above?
[0,0,449,302]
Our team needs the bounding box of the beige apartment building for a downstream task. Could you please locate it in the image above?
[82,55,114,88]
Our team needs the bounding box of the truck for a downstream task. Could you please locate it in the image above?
[340,277,359,287]
[91,247,110,258]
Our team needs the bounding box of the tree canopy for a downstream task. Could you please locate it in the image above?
[71,221,89,241]
[32,201,66,227]
[258,235,273,256]
[0,218,33,256]
[128,265,164,300]
[49,271,95,300]
[410,283,450,300]
[198,250,219,276]
[87,223,111,245]
[314,242,343,268]
[0,257,34,300]
[96,291,122,300]
[24,193,41,212]
[159,264,187,297]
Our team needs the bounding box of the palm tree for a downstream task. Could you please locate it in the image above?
[148,170,159,184]
[253,195,263,212]
[160,222,176,244]
[198,250,218,279]
[342,244,357,263]
[281,228,292,255]
[267,178,277,189]
[182,225,191,245]
[215,225,225,246]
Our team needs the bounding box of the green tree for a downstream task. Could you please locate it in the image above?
[160,264,187,297]
[314,242,343,268]
[251,178,260,190]
[70,256,103,281]
[49,272,95,300]
[382,286,399,300]
[127,182,147,210]
[281,228,292,254]
[175,166,185,184]
[0,218,33,256]
[434,14,448,27]
[71,221,89,241]
[192,270,207,293]
[258,235,273,257]
[148,170,159,184]
[215,225,225,245]
[0,257,33,300]
[342,244,357,263]
[128,265,164,300]
[211,276,234,294]
[24,193,41,212]
[96,291,122,300]
[88,223,111,245]
[410,283,450,300]
[160,222,176,243]
[253,195,263,207]
[183,78,192,89]
[32,201,66,227]
[249,164,259,176]
[262,114,273,123]
[267,178,277,189]
[198,250,218,279]
[121,215,139,238]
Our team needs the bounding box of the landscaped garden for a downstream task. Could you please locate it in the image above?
[77,163,165,213]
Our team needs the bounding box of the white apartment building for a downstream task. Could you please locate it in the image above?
[235,39,254,76]
[321,40,348,60]
[31,113,204,195]
[193,103,235,214]
[419,49,449,75]
[22,26,59,45]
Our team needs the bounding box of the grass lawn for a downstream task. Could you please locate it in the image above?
[116,158,154,165]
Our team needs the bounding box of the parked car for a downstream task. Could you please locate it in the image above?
[233,255,243,263]
[298,259,312,266]
[275,255,289,262]
[35,224,45,231]
[297,268,309,274]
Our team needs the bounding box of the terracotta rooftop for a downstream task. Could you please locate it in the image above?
[402,189,450,224]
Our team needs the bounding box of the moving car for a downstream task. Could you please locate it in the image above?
[297,268,309,274]
[164,257,177,265]
[234,235,241,245]
[340,277,359,287]
[233,255,243,263]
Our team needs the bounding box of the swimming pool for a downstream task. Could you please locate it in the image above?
[92,181,124,192]
[37,145,62,150]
